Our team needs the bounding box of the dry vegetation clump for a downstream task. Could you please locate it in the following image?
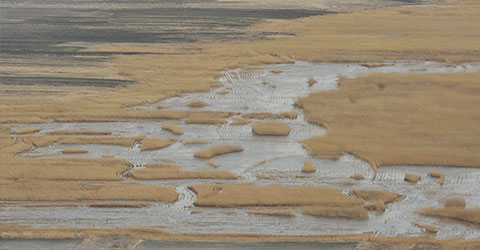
[405,173,421,184]
[13,127,40,135]
[189,185,364,207]
[307,77,317,87]
[184,118,227,125]
[206,159,219,168]
[161,123,183,135]
[140,138,171,151]
[301,160,316,173]
[145,163,180,170]
[360,63,388,68]
[0,181,178,202]
[187,99,208,108]
[364,200,386,214]
[251,122,291,136]
[418,207,480,226]
[47,130,112,136]
[299,72,480,169]
[248,209,296,217]
[351,189,405,205]
[131,168,237,180]
[350,173,365,180]
[88,202,150,208]
[428,171,445,185]
[230,118,250,126]
[443,198,466,208]
[271,69,283,74]
[62,148,89,154]
[302,206,369,220]
[414,223,439,234]
[243,111,297,120]
[193,145,243,159]
[183,139,208,145]
[0,157,131,181]
[60,135,145,147]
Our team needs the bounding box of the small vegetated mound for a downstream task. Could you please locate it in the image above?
[405,173,421,184]
[443,198,466,208]
[161,123,183,135]
[301,160,316,173]
[428,171,445,185]
[302,206,369,220]
[194,144,243,159]
[230,118,250,126]
[206,159,219,168]
[360,63,388,68]
[88,202,150,208]
[140,138,171,151]
[60,134,145,147]
[252,121,291,136]
[47,130,112,136]
[183,139,207,145]
[248,209,295,217]
[13,127,40,135]
[350,173,365,180]
[243,111,297,120]
[131,164,237,180]
[419,201,480,226]
[62,148,89,154]
[414,223,439,234]
[187,99,208,108]
[189,185,364,208]
[307,77,317,87]
[271,69,283,74]
[351,189,405,214]
[184,118,227,125]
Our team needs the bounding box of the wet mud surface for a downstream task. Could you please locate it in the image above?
[3,61,480,239]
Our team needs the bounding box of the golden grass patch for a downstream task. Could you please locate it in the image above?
[47,130,112,136]
[428,171,445,185]
[62,148,89,154]
[60,135,144,147]
[419,207,480,226]
[251,121,291,136]
[161,123,183,135]
[206,159,220,168]
[0,181,178,202]
[184,118,227,125]
[189,185,364,208]
[248,209,295,217]
[187,99,208,108]
[140,138,171,151]
[302,206,369,220]
[351,189,405,205]
[194,144,243,159]
[243,111,297,120]
[443,198,466,208]
[131,168,237,180]
[13,127,40,135]
[301,160,316,173]
[404,173,421,184]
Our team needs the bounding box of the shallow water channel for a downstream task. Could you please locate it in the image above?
[5,61,480,239]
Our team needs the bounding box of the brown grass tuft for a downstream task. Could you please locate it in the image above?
[131,168,237,180]
[443,198,466,208]
[14,127,40,135]
[271,69,283,74]
[350,173,365,180]
[140,138,171,151]
[88,202,150,208]
[189,185,364,208]
[301,160,316,173]
[194,144,243,159]
[428,171,445,185]
[252,122,291,136]
[60,135,144,147]
[243,111,297,120]
[302,206,369,220]
[47,130,112,136]
[364,201,386,214]
[248,209,296,217]
[307,77,317,87]
[414,223,438,234]
[230,118,250,126]
[161,123,183,135]
[187,99,208,108]
[206,159,220,168]
[351,189,405,204]
[419,207,480,226]
[405,173,421,184]
[183,139,208,145]
[62,148,89,154]
[184,118,227,125]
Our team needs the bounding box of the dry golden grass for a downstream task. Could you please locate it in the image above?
[307,77,317,87]
[351,189,405,205]
[243,111,297,120]
[301,160,316,173]
[146,163,180,170]
[183,139,208,145]
[0,124,12,133]
[13,127,40,135]
[161,123,184,135]
[414,223,439,234]
[404,173,421,184]
[0,181,178,202]
[230,118,250,126]
[419,207,480,226]
[0,157,130,181]
[60,135,144,147]
[189,185,364,207]
[187,99,208,108]
[140,138,171,151]
[87,202,150,208]
[206,159,220,168]
[302,206,369,220]
[299,72,480,170]
[131,168,237,180]
[184,118,227,125]
[62,148,89,154]
[364,201,386,214]
[251,122,291,136]
[360,63,388,68]
[443,198,466,208]
[248,209,295,217]
[350,173,365,180]
[47,130,112,136]
[428,171,445,185]
[194,144,243,159]
[271,69,283,74]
